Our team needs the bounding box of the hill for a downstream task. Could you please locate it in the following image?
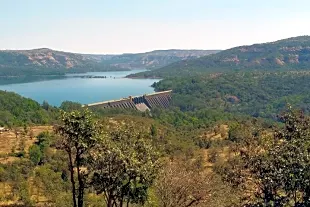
[86,49,220,70]
[0,90,58,126]
[0,48,121,76]
[152,71,310,120]
[0,49,219,76]
[128,36,310,78]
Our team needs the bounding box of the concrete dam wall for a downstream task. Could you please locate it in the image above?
[84,90,172,112]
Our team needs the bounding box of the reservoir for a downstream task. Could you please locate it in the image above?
[0,70,160,106]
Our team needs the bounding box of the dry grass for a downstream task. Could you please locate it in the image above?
[0,126,53,206]
[0,126,52,164]
[200,124,229,141]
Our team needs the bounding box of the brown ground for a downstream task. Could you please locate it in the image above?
[0,126,53,206]
[0,126,52,164]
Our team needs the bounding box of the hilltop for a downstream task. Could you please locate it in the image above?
[0,48,122,76]
[0,48,219,76]
[128,36,310,78]
[86,49,220,70]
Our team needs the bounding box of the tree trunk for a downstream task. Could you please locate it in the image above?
[77,164,84,207]
[107,197,113,207]
[68,151,77,207]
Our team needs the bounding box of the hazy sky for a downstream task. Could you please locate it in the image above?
[1,0,310,54]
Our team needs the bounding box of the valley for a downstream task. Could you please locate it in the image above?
[1,36,310,207]
[3,1,310,206]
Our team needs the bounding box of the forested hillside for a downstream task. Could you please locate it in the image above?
[152,71,310,120]
[0,90,59,126]
[129,36,310,78]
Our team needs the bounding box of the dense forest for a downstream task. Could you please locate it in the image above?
[152,71,310,120]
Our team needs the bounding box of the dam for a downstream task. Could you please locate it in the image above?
[84,90,172,112]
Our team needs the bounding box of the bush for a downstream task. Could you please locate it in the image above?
[29,145,42,165]
[208,148,219,163]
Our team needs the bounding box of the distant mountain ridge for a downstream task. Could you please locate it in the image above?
[2,48,90,68]
[0,48,219,76]
[84,49,220,69]
[128,36,310,78]
[0,48,115,76]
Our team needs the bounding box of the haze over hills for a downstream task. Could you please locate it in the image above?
[85,50,220,70]
[0,48,219,76]
[0,48,118,76]
[128,36,310,78]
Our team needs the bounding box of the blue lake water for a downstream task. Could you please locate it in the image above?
[0,70,160,106]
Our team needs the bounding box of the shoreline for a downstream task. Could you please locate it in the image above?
[125,75,162,79]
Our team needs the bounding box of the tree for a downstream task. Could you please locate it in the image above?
[55,109,100,207]
[23,124,29,136]
[150,124,158,137]
[18,179,34,207]
[42,100,50,111]
[29,145,42,165]
[33,165,71,205]
[19,134,26,153]
[88,123,160,207]
[60,101,82,112]
[36,131,52,151]
[154,157,230,207]
[221,108,310,206]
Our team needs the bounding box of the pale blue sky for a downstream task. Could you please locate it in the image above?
[1,0,310,54]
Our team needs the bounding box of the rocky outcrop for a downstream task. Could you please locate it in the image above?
[130,36,310,78]
[2,48,88,69]
[85,50,220,70]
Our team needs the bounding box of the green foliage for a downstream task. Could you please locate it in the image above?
[36,131,52,151]
[34,165,71,204]
[27,131,53,165]
[55,109,101,207]
[0,90,59,126]
[60,101,83,112]
[29,145,42,165]
[218,109,310,206]
[153,72,310,120]
[150,124,157,137]
[56,109,99,155]
[17,179,34,207]
[88,123,161,207]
